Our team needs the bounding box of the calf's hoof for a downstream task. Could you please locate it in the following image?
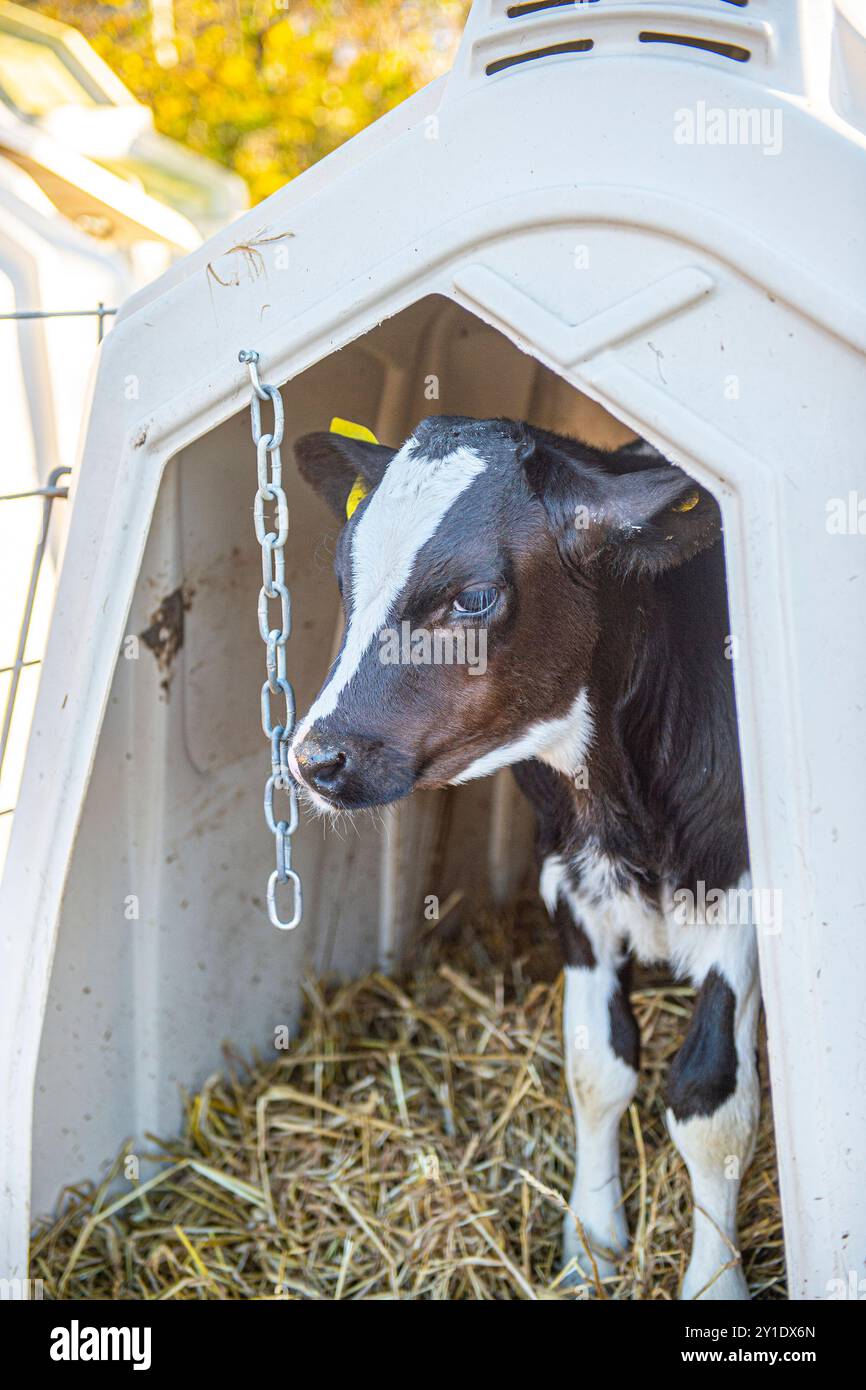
[681,1260,750,1301]
[560,1214,625,1290]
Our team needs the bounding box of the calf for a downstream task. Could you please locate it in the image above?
[289,415,759,1300]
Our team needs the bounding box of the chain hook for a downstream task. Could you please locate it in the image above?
[238,347,269,401]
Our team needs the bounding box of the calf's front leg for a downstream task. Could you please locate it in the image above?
[541,856,638,1283]
[667,919,760,1300]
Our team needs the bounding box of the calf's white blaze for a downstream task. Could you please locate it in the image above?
[293,441,487,745]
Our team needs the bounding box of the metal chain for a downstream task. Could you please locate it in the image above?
[239,349,303,931]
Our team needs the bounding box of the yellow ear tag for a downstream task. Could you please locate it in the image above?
[329,417,378,519]
[345,475,369,519]
[672,489,700,513]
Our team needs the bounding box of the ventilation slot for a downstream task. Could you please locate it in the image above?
[507,0,599,17]
[486,38,594,76]
[638,31,751,62]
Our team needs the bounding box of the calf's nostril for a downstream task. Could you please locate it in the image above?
[303,743,349,792]
[315,752,345,782]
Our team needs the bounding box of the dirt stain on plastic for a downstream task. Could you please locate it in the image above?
[140,586,194,698]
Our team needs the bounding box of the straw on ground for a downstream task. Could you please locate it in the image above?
[31,906,786,1300]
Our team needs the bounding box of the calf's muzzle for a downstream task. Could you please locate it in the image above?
[291,725,416,809]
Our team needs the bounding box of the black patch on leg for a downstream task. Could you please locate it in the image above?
[609,960,639,1071]
[553,898,595,968]
[667,967,738,1122]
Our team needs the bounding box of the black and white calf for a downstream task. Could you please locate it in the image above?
[290,416,760,1300]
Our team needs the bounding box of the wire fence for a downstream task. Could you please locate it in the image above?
[0,303,117,341]
[0,304,116,820]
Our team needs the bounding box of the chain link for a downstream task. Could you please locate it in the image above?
[239,349,302,931]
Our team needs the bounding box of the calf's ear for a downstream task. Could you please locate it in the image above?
[526,440,720,578]
[581,463,721,577]
[293,432,396,519]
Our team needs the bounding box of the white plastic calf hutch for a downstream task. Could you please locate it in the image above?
[2,0,865,1299]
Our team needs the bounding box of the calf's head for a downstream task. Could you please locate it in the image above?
[289,416,718,812]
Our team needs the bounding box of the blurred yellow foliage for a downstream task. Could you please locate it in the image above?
[23,1,468,203]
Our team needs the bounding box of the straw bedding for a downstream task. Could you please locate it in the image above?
[31,902,785,1300]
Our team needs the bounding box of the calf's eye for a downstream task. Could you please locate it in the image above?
[452,585,499,617]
